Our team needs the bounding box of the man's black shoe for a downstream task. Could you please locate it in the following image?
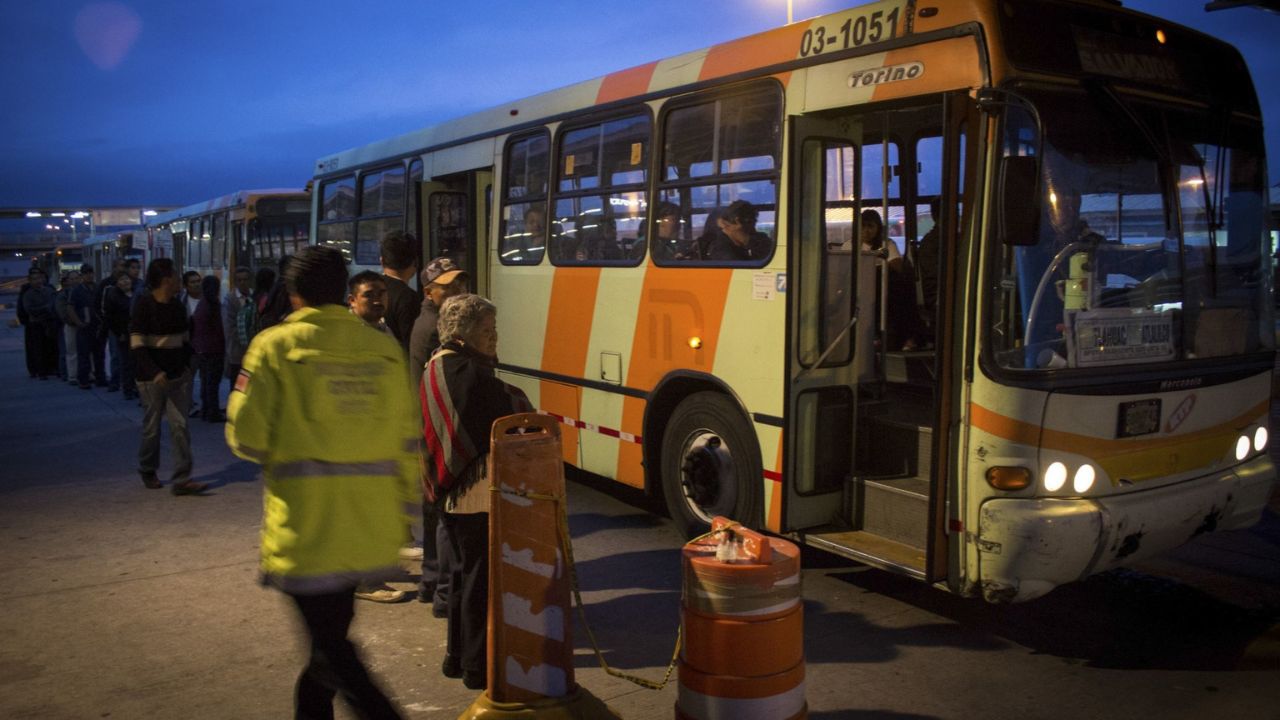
[141,473,162,490]
[462,670,486,690]
[441,655,462,679]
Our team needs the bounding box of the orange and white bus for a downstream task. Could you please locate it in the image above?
[311,0,1274,602]
[147,188,310,279]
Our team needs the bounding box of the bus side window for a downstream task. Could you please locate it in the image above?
[318,175,357,263]
[500,132,550,265]
[655,82,782,266]
[550,112,650,265]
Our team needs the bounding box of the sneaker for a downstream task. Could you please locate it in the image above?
[398,546,424,561]
[355,584,405,603]
[441,654,463,679]
[140,473,162,489]
[171,481,208,496]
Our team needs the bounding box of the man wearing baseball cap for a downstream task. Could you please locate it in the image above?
[407,256,469,615]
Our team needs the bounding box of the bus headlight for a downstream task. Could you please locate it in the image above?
[1254,426,1268,453]
[1235,435,1251,462]
[1073,464,1096,493]
[1043,461,1067,492]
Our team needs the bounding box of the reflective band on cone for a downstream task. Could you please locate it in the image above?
[681,605,803,677]
[676,661,806,720]
[682,535,802,619]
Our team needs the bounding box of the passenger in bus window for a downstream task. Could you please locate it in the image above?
[708,200,772,262]
[516,204,547,262]
[647,202,694,261]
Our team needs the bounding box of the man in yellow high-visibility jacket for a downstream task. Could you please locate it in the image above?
[226,245,419,720]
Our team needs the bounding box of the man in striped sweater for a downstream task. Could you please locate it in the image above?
[130,258,204,495]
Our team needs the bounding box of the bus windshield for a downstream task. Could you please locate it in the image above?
[991,86,1272,371]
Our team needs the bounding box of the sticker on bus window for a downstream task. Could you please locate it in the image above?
[753,272,778,301]
[564,155,575,175]
[630,143,642,166]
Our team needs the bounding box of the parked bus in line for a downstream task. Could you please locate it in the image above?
[309,0,1274,602]
[37,243,85,280]
[82,229,148,280]
[147,188,310,280]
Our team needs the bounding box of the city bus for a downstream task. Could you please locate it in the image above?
[310,0,1275,602]
[147,189,310,279]
[82,229,148,279]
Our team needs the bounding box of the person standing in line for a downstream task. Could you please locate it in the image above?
[179,270,204,416]
[70,265,100,390]
[422,294,532,690]
[192,275,226,422]
[222,267,253,386]
[131,258,204,495]
[407,257,469,615]
[18,267,58,380]
[258,255,293,331]
[15,269,36,378]
[56,270,80,385]
[96,259,125,390]
[347,271,392,334]
[102,272,138,400]
[226,245,417,720]
[379,230,420,357]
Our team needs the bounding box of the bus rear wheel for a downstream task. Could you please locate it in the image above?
[660,391,762,539]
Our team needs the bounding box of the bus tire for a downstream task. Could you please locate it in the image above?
[660,391,762,539]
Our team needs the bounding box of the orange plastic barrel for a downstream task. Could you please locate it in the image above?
[676,517,806,720]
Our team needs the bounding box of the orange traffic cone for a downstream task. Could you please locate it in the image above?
[676,517,806,720]
[459,413,617,720]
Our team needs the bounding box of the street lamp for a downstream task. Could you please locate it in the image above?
[787,0,793,23]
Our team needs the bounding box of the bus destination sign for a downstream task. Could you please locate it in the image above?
[1069,309,1176,368]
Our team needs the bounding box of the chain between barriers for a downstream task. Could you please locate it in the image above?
[492,485,741,691]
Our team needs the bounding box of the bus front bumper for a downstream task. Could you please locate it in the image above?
[975,454,1275,603]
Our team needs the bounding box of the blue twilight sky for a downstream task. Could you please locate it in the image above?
[1,1,1276,207]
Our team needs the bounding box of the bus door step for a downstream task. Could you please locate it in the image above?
[848,474,929,550]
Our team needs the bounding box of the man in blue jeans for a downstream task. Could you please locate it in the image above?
[130,258,205,495]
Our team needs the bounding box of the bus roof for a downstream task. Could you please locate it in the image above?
[147,188,307,226]
[313,0,1234,181]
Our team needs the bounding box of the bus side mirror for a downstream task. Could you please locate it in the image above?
[999,156,1041,246]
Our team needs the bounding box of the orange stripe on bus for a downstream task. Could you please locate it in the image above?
[540,267,602,464]
[970,399,1268,461]
[699,23,807,81]
[615,267,735,488]
[595,61,658,105]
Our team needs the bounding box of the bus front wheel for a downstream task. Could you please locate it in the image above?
[660,391,762,539]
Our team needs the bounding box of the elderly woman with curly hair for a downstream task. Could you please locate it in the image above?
[420,293,531,690]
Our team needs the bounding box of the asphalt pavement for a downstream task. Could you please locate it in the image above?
[1,293,1277,720]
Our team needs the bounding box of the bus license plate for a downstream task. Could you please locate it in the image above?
[1117,399,1161,438]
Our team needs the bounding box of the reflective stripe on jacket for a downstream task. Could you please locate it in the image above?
[226,304,421,594]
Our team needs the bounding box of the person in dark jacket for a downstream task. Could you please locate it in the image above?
[259,255,294,331]
[706,200,773,262]
[131,258,204,494]
[19,267,58,379]
[380,230,420,356]
[70,265,101,389]
[96,259,125,390]
[406,256,469,614]
[102,272,137,399]
[421,293,531,690]
[192,275,225,422]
